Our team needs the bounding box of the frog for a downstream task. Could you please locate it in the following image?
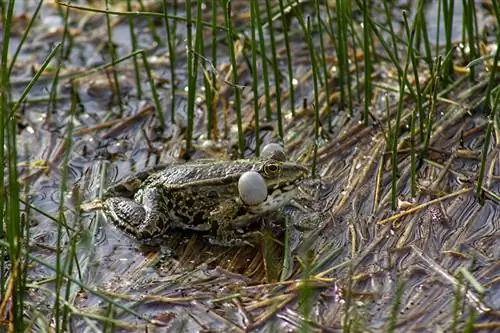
[102,155,308,246]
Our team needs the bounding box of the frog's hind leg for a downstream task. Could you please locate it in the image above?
[103,187,169,241]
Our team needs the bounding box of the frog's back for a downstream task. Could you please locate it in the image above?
[142,160,257,188]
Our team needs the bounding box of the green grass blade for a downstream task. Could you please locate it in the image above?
[126,0,143,99]
[162,0,177,123]
[222,0,244,157]
[264,0,283,139]
[105,0,124,114]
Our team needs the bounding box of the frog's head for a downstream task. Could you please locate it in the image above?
[238,158,308,212]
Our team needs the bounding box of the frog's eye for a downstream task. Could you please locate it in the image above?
[264,162,281,176]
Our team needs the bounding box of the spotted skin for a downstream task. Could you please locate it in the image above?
[102,158,307,245]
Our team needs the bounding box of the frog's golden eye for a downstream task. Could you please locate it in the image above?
[264,162,281,175]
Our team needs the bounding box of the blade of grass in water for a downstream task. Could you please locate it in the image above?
[162,0,177,123]
[52,63,77,333]
[250,0,261,156]
[5,25,25,333]
[193,0,204,131]
[127,0,143,99]
[254,1,272,121]
[1,0,29,329]
[57,1,226,32]
[207,0,218,140]
[422,56,442,160]
[7,0,43,77]
[451,274,463,333]
[387,280,405,333]
[297,252,315,333]
[462,0,479,80]
[391,11,415,210]
[185,0,203,153]
[223,0,244,157]
[306,17,320,177]
[484,22,500,111]
[315,0,333,129]
[278,0,296,117]
[382,0,400,61]
[289,5,320,172]
[348,0,362,103]
[8,43,62,122]
[138,0,162,45]
[141,51,164,129]
[335,0,351,114]
[0,0,11,297]
[105,0,124,114]
[416,0,433,70]
[362,0,373,125]
[186,0,195,152]
[264,0,283,139]
[46,3,70,119]
[410,1,426,142]
[434,0,442,62]
[403,11,421,197]
[64,49,143,82]
[55,82,80,330]
[442,0,455,78]
[476,90,499,200]
[1,0,15,306]
[355,1,418,101]
[199,25,215,140]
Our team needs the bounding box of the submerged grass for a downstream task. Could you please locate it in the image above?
[1,0,499,331]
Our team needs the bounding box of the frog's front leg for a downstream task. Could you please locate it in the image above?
[103,187,169,241]
[208,199,260,246]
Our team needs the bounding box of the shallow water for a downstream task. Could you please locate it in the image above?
[2,1,499,332]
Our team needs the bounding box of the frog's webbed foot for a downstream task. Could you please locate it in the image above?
[207,200,263,246]
[103,187,168,241]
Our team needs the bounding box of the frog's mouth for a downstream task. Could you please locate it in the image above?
[268,168,307,193]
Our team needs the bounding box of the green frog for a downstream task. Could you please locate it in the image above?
[102,155,308,246]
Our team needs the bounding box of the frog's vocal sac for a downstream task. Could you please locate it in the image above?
[102,157,307,246]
